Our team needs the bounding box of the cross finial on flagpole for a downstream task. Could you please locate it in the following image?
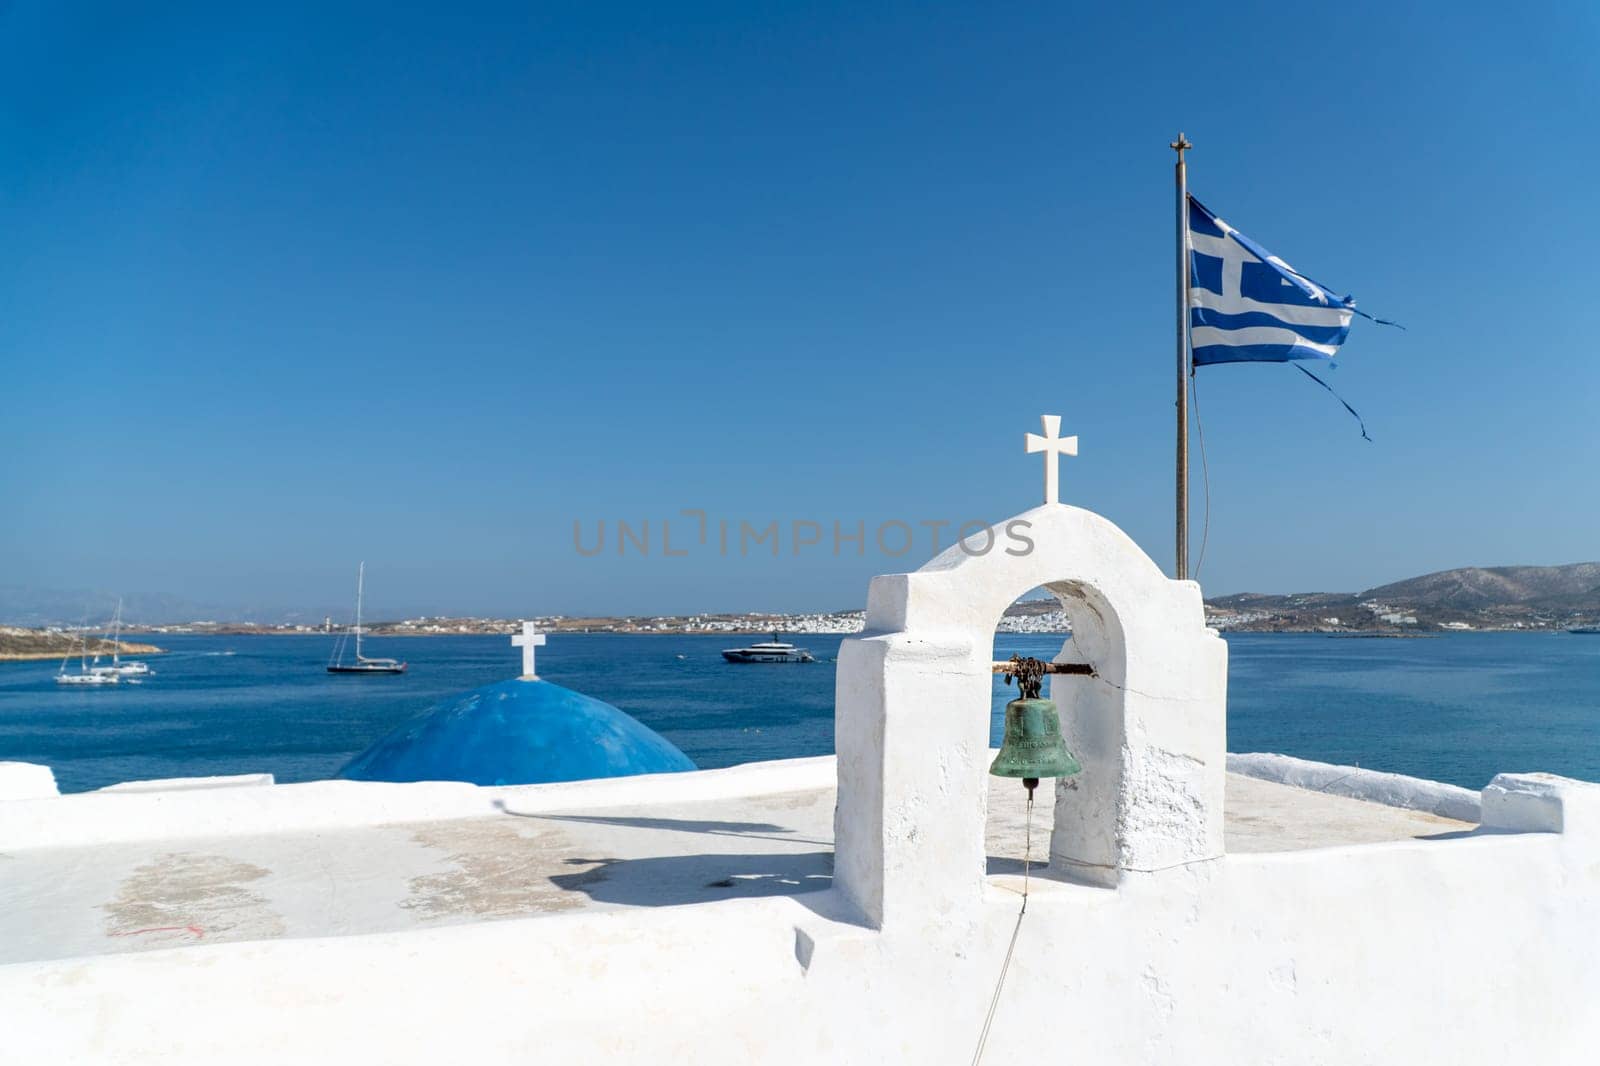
[1170,131,1192,158]
[1026,414,1078,506]
[512,620,546,680]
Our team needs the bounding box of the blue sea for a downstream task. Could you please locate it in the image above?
[3,632,1598,794]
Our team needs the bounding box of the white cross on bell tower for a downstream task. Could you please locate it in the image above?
[1026,414,1078,505]
[512,620,546,680]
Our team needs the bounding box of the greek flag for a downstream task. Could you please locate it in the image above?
[1188,196,1357,366]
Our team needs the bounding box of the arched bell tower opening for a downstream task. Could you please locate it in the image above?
[985,579,1128,886]
[832,502,1227,931]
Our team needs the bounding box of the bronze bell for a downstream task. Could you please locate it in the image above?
[990,656,1081,797]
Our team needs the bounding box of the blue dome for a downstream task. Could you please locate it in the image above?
[338,679,696,786]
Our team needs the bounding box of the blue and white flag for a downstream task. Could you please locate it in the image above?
[1188,196,1359,366]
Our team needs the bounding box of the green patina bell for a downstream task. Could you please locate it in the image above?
[990,656,1081,797]
[991,698,1081,784]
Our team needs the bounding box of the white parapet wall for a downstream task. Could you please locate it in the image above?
[1482,771,1600,832]
[0,761,58,801]
[0,756,837,851]
[1227,751,1483,822]
[97,773,276,794]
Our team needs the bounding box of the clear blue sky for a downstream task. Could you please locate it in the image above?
[4,2,1597,618]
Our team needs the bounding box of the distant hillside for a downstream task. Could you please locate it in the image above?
[1208,562,1600,632]
[0,627,164,663]
[1360,564,1600,610]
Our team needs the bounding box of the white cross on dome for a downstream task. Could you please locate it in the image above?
[511,620,546,679]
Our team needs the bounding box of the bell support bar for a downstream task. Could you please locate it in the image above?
[989,662,1094,675]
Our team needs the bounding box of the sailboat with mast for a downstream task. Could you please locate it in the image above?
[57,607,118,686]
[56,626,119,686]
[91,599,151,679]
[327,562,407,675]
[56,599,152,685]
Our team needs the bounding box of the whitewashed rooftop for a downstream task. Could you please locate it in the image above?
[0,764,1472,966]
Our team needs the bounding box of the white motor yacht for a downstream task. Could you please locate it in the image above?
[721,634,816,663]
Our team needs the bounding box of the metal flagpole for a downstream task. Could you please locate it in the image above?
[1171,133,1192,580]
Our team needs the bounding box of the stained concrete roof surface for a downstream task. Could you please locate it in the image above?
[0,773,1473,966]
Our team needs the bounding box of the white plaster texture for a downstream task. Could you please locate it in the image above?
[1482,771,1600,835]
[1228,751,1482,822]
[0,760,57,801]
[0,756,837,852]
[97,773,276,794]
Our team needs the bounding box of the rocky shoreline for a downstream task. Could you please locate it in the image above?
[0,627,164,663]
